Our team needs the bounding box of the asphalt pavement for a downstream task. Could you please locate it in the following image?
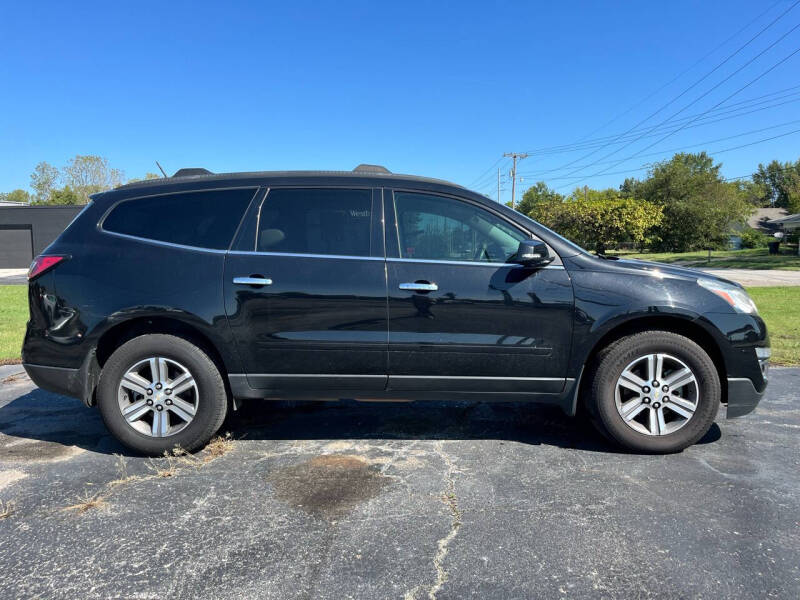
[0,365,798,599]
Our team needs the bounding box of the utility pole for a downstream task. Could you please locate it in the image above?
[497,168,501,203]
[503,152,528,209]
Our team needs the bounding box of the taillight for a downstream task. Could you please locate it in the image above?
[28,255,68,281]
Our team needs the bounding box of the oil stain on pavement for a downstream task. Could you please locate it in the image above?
[268,454,390,519]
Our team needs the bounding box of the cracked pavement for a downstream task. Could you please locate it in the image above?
[0,365,798,599]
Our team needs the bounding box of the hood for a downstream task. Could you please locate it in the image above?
[596,257,741,287]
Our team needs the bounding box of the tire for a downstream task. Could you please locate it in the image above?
[584,331,720,453]
[97,334,228,456]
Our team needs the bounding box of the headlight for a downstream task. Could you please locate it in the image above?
[697,278,758,314]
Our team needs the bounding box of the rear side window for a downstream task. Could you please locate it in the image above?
[256,188,372,256]
[102,188,255,250]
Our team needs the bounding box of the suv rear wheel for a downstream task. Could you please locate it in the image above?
[97,334,228,455]
[585,331,720,453]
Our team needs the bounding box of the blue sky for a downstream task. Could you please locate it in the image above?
[2,0,799,203]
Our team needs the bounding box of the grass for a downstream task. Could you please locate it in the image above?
[611,247,800,270]
[0,286,27,362]
[63,491,107,514]
[746,287,800,366]
[0,499,15,520]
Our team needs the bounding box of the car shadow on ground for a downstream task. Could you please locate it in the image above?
[0,387,722,458]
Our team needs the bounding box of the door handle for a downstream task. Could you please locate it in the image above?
[399,282,438,292]
[233,276,273,286]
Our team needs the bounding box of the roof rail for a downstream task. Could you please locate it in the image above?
[352,164,391,174]
[173,167,214,177]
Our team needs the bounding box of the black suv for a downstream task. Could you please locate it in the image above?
[22,165,770,454]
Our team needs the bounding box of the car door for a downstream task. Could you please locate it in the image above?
[384,189,574,393]
[223,186,388,391]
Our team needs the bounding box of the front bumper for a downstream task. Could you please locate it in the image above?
[726,377,765,418]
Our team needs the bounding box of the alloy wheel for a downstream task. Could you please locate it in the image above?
[117,357,199,437]
[614,353,699,436]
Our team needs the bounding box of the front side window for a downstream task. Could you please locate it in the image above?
[103,188,255,250]
[256,188,373,256]
[394,192,527,263]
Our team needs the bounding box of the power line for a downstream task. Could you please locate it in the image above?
[548,0,800,176]
[521,85,800,157]
[558,41,800,189]
[517,119,800,177]
[540,127,800,185]
[467,156,507,188]
[565,1,784,147]
[558,19,800,186]
[468,156,511,191]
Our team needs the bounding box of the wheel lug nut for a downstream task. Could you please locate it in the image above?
[155,383,162,390]
[146,399,153,406]
[663,397,669,403]
[156,405,163,411]
[165,388,172,395]
[146,389,153,395]
[166,399,172,405]
[643,397,651,404]
[643,386,650,393]
[652,381,659,387]
[653,402,661,409]
[662,385,669,392]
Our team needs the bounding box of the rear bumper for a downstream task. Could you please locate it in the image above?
[24,363,82,398]
[726,377,765,418]
[24,349,100,406]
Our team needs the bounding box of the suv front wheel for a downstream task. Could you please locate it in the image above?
[97,334,228,455]
[585,331,721,453]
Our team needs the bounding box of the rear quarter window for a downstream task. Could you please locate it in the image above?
[102,188,255,250]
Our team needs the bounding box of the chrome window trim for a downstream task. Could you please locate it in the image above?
[225,250,565,268]
[99,230,228,254]
[387,257,564,269]
[228,250,384,261]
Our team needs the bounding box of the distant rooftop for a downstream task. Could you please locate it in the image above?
[748,207,789,232]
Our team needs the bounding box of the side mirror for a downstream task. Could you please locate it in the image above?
[513,239,553,267]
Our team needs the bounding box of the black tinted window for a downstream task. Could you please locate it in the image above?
[257,188,372,256]
[394,192,526,262]
[103,188,254,250]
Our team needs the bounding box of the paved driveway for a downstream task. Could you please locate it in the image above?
[0,366,798,599]
[0,268,27,285]
[701,268,800,287]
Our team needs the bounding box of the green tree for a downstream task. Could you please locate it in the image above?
[30,161,60,203]
[526,191,663,254]
[40,186,82,205]
[517,181,564,215]
[0,189,31,204]
[752,159,800,212]
[626,153,752,252]
[63,155,124,203]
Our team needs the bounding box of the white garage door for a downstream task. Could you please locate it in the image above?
[0,228,34,268]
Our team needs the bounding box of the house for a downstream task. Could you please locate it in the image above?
[0,205,84,268]
[747,207,789,234]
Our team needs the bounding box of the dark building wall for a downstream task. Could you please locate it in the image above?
[0,206,84,268]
